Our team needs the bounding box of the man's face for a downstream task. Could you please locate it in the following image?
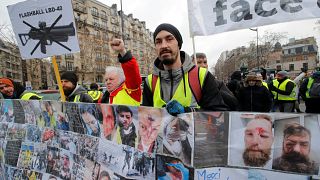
[243,119,273,167]
[248,80,257,87]
[118,111,132,129]
[0,84,14,97]
[82,112,99,133]
[276,74,284,80]
[283,134,310,160]
[139,114,161,145]
[61,80,75,95]
[155,30,179,65]
[196,58,208,68]
[105,72,120,92]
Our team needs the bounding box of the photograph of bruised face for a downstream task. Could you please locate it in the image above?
[243,114,274,167]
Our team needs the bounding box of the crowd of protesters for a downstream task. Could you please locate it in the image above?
[1,23,320,114]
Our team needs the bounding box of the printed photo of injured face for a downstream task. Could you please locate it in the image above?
[228,113,274,169]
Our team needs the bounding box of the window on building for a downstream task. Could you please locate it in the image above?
[93,18,99,27]
[304,55,308,60]
[96,53,102,60]
[91,7,98,16]
[289,64,294,71]
[101,10,106,17]
[276,60,280,63]
[291,48,296,54]
[101,20,107,29]
[66,62,74,71]
[303,63,308,70]
[276,65,281,71]
[283,50,288,55]
[303,46,308,52]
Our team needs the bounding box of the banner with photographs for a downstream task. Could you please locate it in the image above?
[0,99,319,180]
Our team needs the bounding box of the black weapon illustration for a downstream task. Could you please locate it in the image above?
[18,14,75,55]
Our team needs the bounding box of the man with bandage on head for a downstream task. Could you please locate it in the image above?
[142,23,228,115]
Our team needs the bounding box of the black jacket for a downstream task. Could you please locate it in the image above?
[142,51,228,111]
[65,85,93,103]
[238,85,272,112]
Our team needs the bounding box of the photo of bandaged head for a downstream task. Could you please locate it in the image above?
[79,104,101,137]
[162,113,193,166]
[137,106,162,153]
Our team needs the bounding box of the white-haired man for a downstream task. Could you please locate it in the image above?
[101,38,142,105]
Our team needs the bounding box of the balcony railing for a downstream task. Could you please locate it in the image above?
[74,5,87,13]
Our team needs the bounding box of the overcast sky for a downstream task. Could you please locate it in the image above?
[1,0,320,69]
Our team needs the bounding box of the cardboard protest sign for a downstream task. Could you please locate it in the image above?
[187,0,320,36]
[7,0,80,59]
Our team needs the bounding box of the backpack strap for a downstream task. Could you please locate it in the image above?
[149,66,203,103]
[151,75,158,95]
[188,66,202,103]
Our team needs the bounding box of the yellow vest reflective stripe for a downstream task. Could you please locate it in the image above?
[306,77,314,98]
[88,90,102,101]
[272,79,296,100]
[262,82,269,89]
[74,94,81,102]
[147,67,207,108]
[20,92,42,100]
[112,88,141,106]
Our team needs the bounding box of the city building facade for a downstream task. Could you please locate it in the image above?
[214,37,319,81]
[54,0,157,85]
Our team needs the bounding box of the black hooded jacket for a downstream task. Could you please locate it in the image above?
[142,51,229,111]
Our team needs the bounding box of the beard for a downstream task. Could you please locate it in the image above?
[162,58,175,65]
[278,151,315,173]
[63,87,74,96]
[243,148,271,167]
[159,48,177,65]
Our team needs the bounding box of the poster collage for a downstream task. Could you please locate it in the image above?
[0,99,319,180]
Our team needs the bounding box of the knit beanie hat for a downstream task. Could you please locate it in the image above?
[153,23,183,49]
[0,78,14,88]
[61,72,78,86]
[277,70,288,77]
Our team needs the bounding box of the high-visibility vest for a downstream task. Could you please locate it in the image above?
[112,87,141,106]
[20,92,42,100]
[272,79,296,101]
[262,81,269,90]
[306,77,315,98]
[88,90,102,101]
[147,67,207,108]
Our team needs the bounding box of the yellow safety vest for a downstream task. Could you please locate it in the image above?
[88,90,102,101]
[147,67,206,108]
[272,79,296,101]
[20,92,42,100]
[262,81,269,90]
[112,85,141,106]
[306,77,315,98]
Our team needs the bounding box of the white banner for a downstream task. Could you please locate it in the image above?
[188,0,320,36]
[7,0,80,59]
